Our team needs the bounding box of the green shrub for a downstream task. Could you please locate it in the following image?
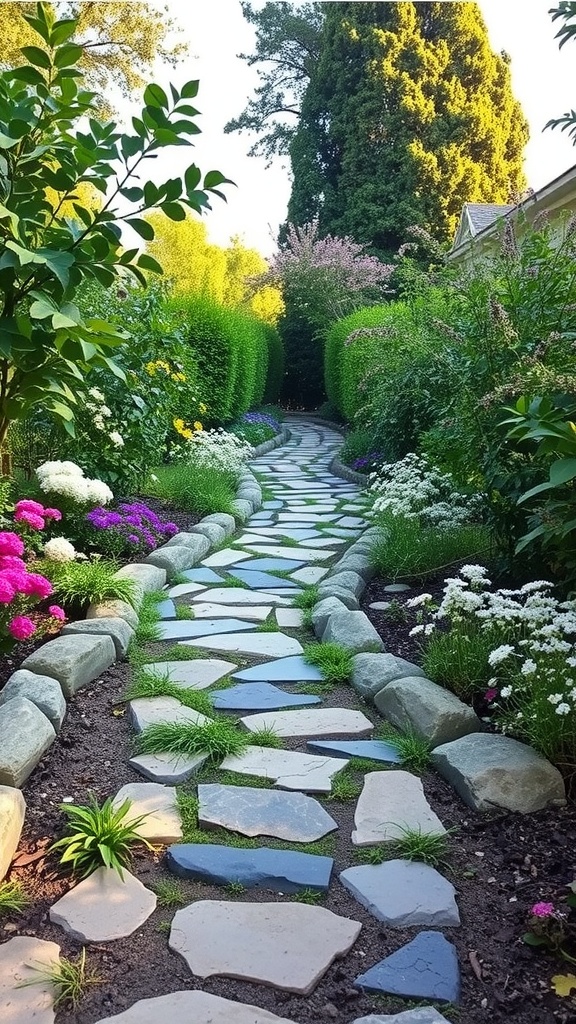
[324,303,392,416]
[263,326,285,404]
[370,515,490,583]
[42,559,136,613]
[143,463,237,516]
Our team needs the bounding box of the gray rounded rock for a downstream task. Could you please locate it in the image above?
[351,653,426,701]
[334,554,376,582]
[61,616,134,658]
[115,563,166,598]
[22,634,116,698]
[0,785,25,881]
[0,697,55,787]
[145,544,196,576]
[325,570,365,599]
[374,676,481,747]
[230,499,254,522]
[201,513,236,536]
[311,597,348,637]
[0,670,66,732]
[322,610,384,654]
[316,585,359,610]
[87,599,139,629]
[189,523,227,545]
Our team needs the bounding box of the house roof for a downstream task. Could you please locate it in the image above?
[466,203,515,235]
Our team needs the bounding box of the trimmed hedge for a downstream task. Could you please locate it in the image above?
[163,294,283,424]
[263,325,285,404]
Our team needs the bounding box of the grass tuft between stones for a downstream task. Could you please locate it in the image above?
[150,878,187,907]
[124,670,213,716]
[0,880,30,915]
[18,948,101,1010]
[135,718,281,762]
[303,641,353,684]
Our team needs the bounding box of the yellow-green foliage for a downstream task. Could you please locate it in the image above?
[146,214,284,325]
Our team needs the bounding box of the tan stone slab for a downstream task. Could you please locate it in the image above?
[113,782,181,844]
[192,603,273,621]
[129,696,212,733]
[0,935,60,1024]
[0,785,25,881]
[221,746,348,793]
[169,901,361,994]
[49,867,156,942]
[241,708,373,739]
[93,990,303,1024]
[352,771,447,847]
[141,659,235,691]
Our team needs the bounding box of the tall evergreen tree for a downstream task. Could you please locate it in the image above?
[286,2,528,255]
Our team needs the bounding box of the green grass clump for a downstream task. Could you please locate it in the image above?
[391,825,452,868]
[152,645,204,662]
[329,768,363,801]
[143,463,238,516]
[0,880,30,915]
[256,618,280,632]
[175,605,195,620]
[294,585,319,610]
[303,642,353,684]
[197,767,273,788]
[292,888,324,904]
[370,514,489,583]
[377,726,432,774]
[50,795,151,879]
[19,949,100,1009]
[216,576,250,589]
[292,681,335,696]
[41,559,136,611]
[130,590,165,647]
[422,625,511,702]
[225,880,246,895]
[136,718,249,762]
[150,878,187,907]
[249,726,283,748]
[124,670,213,716]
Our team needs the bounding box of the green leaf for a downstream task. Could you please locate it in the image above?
[119,187,144,203]
[52,312,79,330]
[54,43,83,68]
[144,84,169,109]
[136,253,163,275]
[204,169,234,189]
[7,65,46,86]
[126,218,155,241]
[5,241,46,266]
[550,458,576,486]
[181,80,200,99]
[20,45,52,69]
[161,202,186,221]
[29,298,56,320]
[49,18,77,45]
[184,165,202,193]
[522,932,548,947]
[175,104,200,117]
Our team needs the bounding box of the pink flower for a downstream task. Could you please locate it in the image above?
[21,573,53,600]
[15,499,45,516]
[1,569,29,593]
[8,615,36,640]
[0,556,27,573]
[15,509,45,530]
[531,902,555,918]
[43,508,62,522]
[485,688,498,702]
[0,532,24,557]
[0,577,16,604]
[48,605,66,621]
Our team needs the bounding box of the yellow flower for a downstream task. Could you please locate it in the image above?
[193,421,203,432]
[199,402,207,414]
[145,361,157,376]
[171,372,186,382]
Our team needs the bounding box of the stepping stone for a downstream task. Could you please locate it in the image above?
[129,751,208,784]
[203,549,253,567]
[0,786,25,881]
[263,500,284,509]
[291,566,329,584]
[191,588,290,606]
[226,569,301,589]
[167,843,333,892]
[183,633,304,658]
[383,583,411,593]
[336,516,367,527]
[192,603,272,622]
[301,537,346,548]
[0,935,60,1024]
[353,1011,452,1024]
[240,528,321,541]
[211,682,321,711]
[180,567,223,583]
[141,659,235,690]
[169,901,361,994]
[340,860,460,927]
[94,992,303,1023]
[221,746,348,792]
[157,599,176,619]
[307,740,401,764]
[233,655,323,682]
[277,513,339,523]
[238,545,337,562]
[241,708,373,739]
[168,582,207,598]
[157,618,258,641]
[233,557,304,571]
[113,782,182,843]
[276,608,304,627]
[129,696,212,733]
[352,771,446,846]
[369,602,392,611]
[49,867,156,942]
[198,783,337,842]
[354,932,460,1004]
[260,588,302,597]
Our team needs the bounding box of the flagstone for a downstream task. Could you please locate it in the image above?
[306,739,401,763]
[169,900,361,993]
[50,867,156,942]
[303,536,347,548]
[198,783,337,842]
[275,608,304,627]
[180,567,224,583]
[93,991,301,1024]
[211,682,320,711]
[291,566,329,584]
[0,935,60,1024]
[241,707,373,739]
[157,618,258,641]
[129,751,208,784]
[262,500,284,509]
[221,746,348,793]
[203,549,253,567]
[167,582,207,598]
[337,516,368,527]
[141,659,235,690]
[113,782,182,843]
[190,588,290,606]
[167,843,333,892]
[233,557,304,571]
[241,545,337,561]
[224,569,303,589]
[277,513,339,523]
[182,632,303,657]
[233,655,323,682]
[191,603,272,621]
[129,696,212,733]
[156,598,177,618]
[354,932,460,1004]
[340,859,460,927]
[352,771,446,846]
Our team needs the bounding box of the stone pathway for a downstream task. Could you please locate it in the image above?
[7,420,463,1022]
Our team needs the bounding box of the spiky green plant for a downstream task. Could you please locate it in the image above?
[0,880,30,915]
[391,825,452,867]
[41,559,136,610]
[19,948,100,1009]
[378,726,432,774]
[50,795,151,878]
[136,718,249,762]
[294,585,319,610]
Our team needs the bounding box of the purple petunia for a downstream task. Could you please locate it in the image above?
[85,501,179,554]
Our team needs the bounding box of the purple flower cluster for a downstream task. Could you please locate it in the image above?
[86,502,178,552]
[242,411,281,431]
[267,219,394,291]
[351,453,384,472]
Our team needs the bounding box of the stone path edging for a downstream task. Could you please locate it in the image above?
[0,426,289,880]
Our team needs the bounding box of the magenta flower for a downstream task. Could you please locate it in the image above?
[8,615,36,640]
[531,902,555,918]
[0,532,24,557]
[0,576,16,604]
[0,556,27,573]
[43,507,62,521]
[485,688,498,702]
[15,499,45,516]
[22,573,53,600]
[15,509,45,530]
[48,605,66,621]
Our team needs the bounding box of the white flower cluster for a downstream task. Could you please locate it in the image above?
[36,460,114,506]
[43,537,77,562]
[87,388,124,448]
[368,453,480,528]
[186,428,254,473]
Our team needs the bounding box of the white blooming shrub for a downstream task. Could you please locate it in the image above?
[36,461,114,506]
[43,537,77,562]
[183,428,254,473]
[410,565,576,767]
[369,452,481,528]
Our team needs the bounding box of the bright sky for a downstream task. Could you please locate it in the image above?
[134,0,576,255]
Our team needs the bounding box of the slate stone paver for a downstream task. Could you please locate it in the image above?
[157,618,258,641]
[112,782,182,843]
[354,931,460,1004]
[183,632,304,657]
[233,557,304,571]
[221,745,349,792]
[226,569,303,589]
[191,603,273,621]
[167,843,333,892]
[93,992,303,1024]
[49,867,156,942]
[0,935,60,1024]
[180,567,223,583]
[352,771,446,846]
[141,659,235,690]
[353,1011,452,1024]
[169,900,361,994]
[211,682,321,711]
[198,783,337,841]
[167,582,207,598]
[233,655,323,682]
[129,696,212,733]
[306,739,401,763]
[190,588,290,606]
[128,751,208,784]
[241,707,374,739]
[340,859,460,927]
